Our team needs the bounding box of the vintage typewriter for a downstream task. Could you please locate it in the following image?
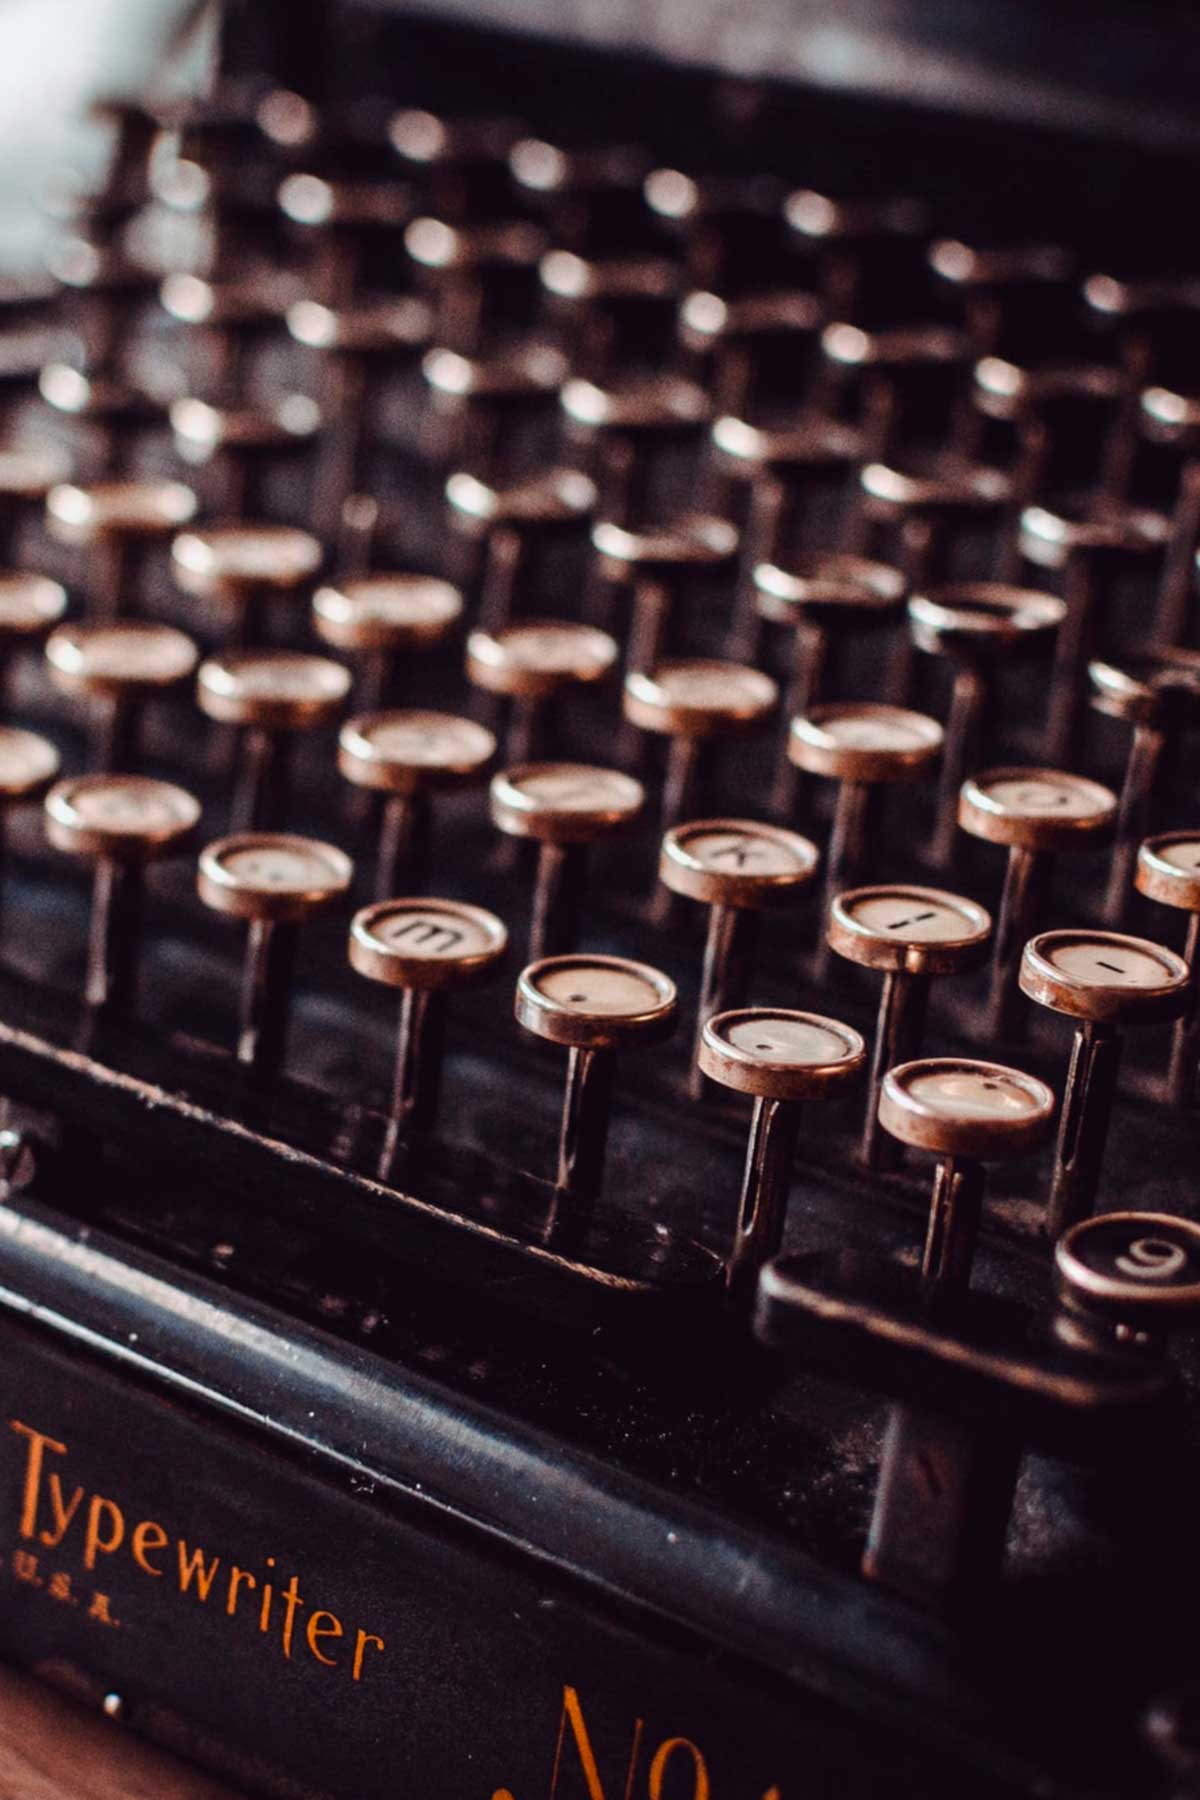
[0,1,1199,1795]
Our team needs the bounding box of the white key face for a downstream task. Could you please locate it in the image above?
[371,906,496,959]
[0,575,64,631]
[983,775,1108,819]
[678,828,808,876]
[69,777,197,836]
[57,625,196,683]
[906,1067,1042,1121]
[846,890,979,943]
[0,728,57,789]
[510,767,641,812]
[221,655,350,703]
[360,714,492,767]
[1064,1215,1200,1300]
[499,624,613,673]
[656,664,773,710]
[338,577,461,627]
[1047,937,1176,989]
[58,479,196,532]
[534,961,665,1017]
[0,446,69,495]
[823,711,933,750]
[722,1014,854,1065]
[196,526,320,581]
[220,842,345,893]
[1158,837,1200,872]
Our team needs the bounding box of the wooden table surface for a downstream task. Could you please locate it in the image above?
[0,1664,246,1800]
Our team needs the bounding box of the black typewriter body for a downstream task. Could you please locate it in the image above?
[0,6,1198,1797]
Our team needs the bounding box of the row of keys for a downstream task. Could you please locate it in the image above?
[8,758,1198,1274]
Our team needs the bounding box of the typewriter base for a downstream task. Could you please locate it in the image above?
[0,1192,1176,1800]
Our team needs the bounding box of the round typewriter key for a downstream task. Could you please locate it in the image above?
[1019,500,1169,764]
[1055,1211,1200,1335]
[338,709,495,897]
[624,660,777,833]
[660,818,819,1093]
[515,952,676,1227]
[754,553,906,720]
[198,651,351,833]
[1020,929,1190,1234]
[490,763,644,960]
[829,883,991,1169]
[959,766,1117,1037]
[855,458,1010,609]
[47,478,198,618]
[169,395,321,517]
[198,832,353,1075]
[591,514,737,681]
[46,773,200,1013]
[173,524,323,649]
[0,573,67,708]
[1088,650,1200,924]
[1137,833,1200,1107]
[908,583,1065,866]
[466,620,617,763]
[0,726,59,914]
[350,898,507,1155]
[446,467,595,634]
[789,702,943,972]
[879,1057,1054,1307]
[711,418,864,657]
[313,572,461,711]
[46,620,198,770]
[700,1007,865,1301]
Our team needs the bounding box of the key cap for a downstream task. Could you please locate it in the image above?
[789,701,943,970]
[879,1057,1055,1309]
[591,514,737,679]
[445,467,595,633]
[1019,501,1170,763]
[197,650,351,832]
[169,393,321,517]
[349,897,507,1167]
[828,883,991,1169]
[959,767,1117,1037]
[46,773,200,1013]
[466,619,617,763]
[1088,649,1200,924]
[313,572,462,710]
[908,582,1065,865]
[1055,1209,1200,1345]
[855,458,1011,595]
[700,1007,864,1300]
[0,573,68,709]
[490,762,644,959]
[714,417,866,657]
[1136,833,1200,1107]
[753,553,905,810]
[560,373,710,528]
[198,831,353,1075]
[46,479,198,618]
[173,523,324,649]
[0,727,60,916]
[514,952,676,1236]
[338,709,495,897]
[625,659,777,833]
[1020,928,1190,1235]
[659,818,819,1094]
[46,621,199,771]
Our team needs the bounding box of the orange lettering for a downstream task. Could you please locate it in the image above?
[176,1541,220,1600]
[548,1686,643,1800]
[648,1738,710,1800]
[131,1520,168,1576]
[9,1421,66,1540]
[226,1565,257,1616]
[306,1610,343,1666]
[351,1629,385,1682]
[40,1474,84,1549]
[82,1495,124,1570]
